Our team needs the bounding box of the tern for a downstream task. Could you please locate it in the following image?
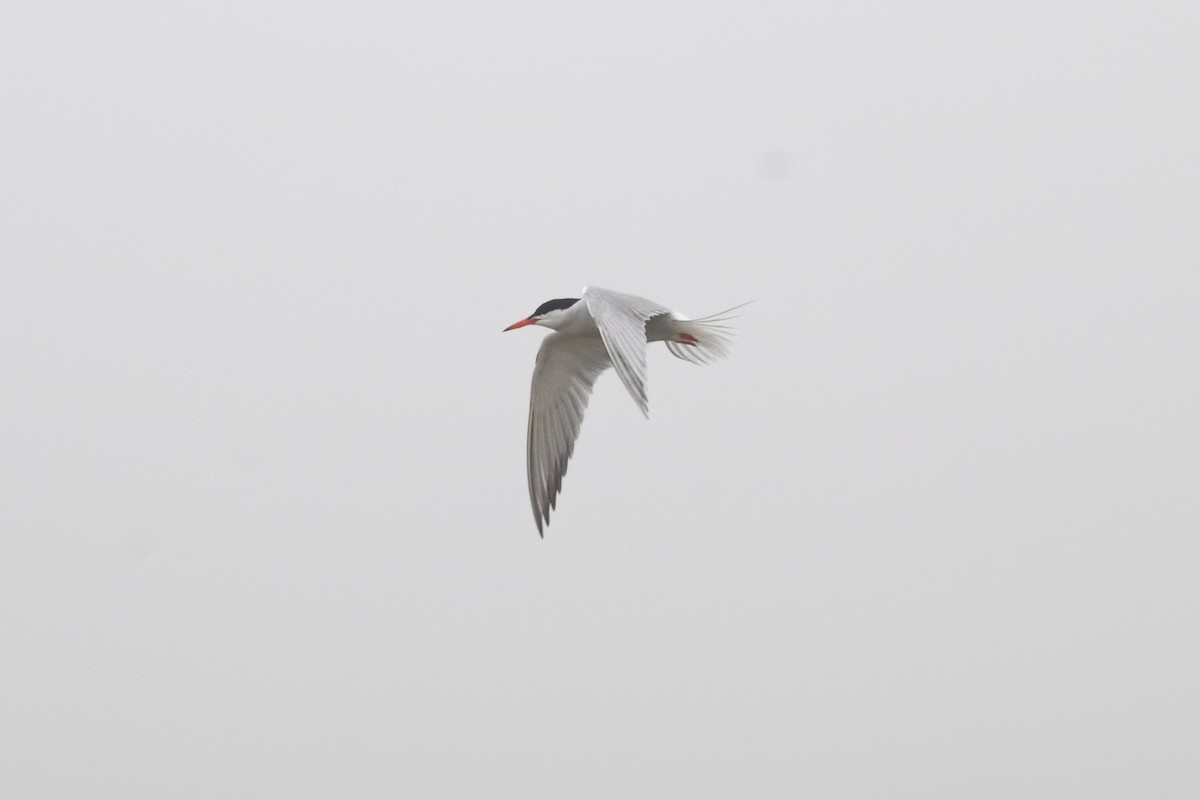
[504,285,742,536]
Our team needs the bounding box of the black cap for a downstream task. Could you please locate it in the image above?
[532,298,580,317]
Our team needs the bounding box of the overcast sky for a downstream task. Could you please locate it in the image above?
[2,2,1198,798]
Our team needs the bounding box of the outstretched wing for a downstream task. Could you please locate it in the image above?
[526,332,612,536]
[583,285,669,417]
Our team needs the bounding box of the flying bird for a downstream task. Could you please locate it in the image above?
[504,285,742,536]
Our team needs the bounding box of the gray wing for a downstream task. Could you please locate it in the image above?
[527,332,612,536]
[582,286,669,417]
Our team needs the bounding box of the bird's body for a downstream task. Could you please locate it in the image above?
[504,286,741,536]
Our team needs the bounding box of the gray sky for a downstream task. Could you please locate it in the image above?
[2,2,1198,797]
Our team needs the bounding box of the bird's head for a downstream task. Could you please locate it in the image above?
[503,298,580,332]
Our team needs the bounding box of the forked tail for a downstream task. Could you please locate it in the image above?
[664,302,749,365]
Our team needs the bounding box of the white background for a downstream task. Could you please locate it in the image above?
[2,2,1198,797]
